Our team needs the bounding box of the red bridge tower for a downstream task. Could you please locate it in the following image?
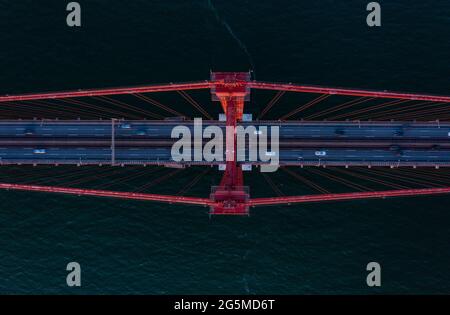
[209,72,251,215]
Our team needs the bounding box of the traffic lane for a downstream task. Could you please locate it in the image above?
[0,147,449,164]
[240,149,450,162]
[2,138,450,149]
[1,121,450,139]
[279,126,450,139]
[0,124,111,137]
[0,147,172,161]
[0,124,216,138]
[231,149,450,162]
[0,123,171,137]
[0,123,217,137]
[278,149,450,162]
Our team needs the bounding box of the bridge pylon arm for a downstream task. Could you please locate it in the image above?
[249,81,450,103]
[248,187,450,206]
[1,183,450,210]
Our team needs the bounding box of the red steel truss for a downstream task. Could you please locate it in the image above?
[210,73,250,215]
[0,82,211,103]
[0,183,212,206]
[3,78,450,104]
[1,72,450,215]
[248,82,450,103]
[248,187,450,206]
[1,183,449,209]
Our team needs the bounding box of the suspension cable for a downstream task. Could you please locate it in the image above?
[304,97,373,120]
[258,91,285,119]
[133,93,185,117]
[280,94,330,120]
[177,91,212,120]
[282,167,330,194]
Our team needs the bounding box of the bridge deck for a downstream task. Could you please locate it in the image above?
[0,120,448,167]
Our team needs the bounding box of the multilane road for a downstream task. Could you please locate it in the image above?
[0,120,449,167]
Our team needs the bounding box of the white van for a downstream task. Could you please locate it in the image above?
[315,151,327,157]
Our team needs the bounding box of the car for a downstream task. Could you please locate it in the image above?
[121,123,131,129]
[33,149,46,154]
[24,130,34,136]
[164,116,186,121]
[254,130,263,135]
[431,145,440,150]
[389,145,400,151]
[136,130,146,136]
[335,128,345,135]
[448,131,450,137]
[315,151,327,157]
[264,151,277,156]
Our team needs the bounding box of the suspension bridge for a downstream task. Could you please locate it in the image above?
[1,72,450,215]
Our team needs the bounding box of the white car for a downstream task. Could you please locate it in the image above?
[315,150,327,157]
[121,124,131,129]
[264,151,277,156]
[33,149,47,154]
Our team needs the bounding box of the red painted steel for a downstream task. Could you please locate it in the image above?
[209,73,250,215]
[248,187,450,206]
[0,82,212,103]
[2,78,450,104]
[249,81,450,103]
[3,73,450,215]
[0,183,212,206]
[1,183,449,210]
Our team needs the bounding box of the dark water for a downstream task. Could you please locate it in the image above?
[0,1,450,294]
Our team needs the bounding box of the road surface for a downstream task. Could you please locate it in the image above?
[0,120,449,167]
